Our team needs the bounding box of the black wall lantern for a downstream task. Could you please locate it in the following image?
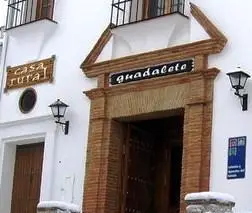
[49,99,69,135]
[227,68,250,111]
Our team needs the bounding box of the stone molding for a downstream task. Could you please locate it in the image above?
[81,24,113,67]
[0,114,53,128]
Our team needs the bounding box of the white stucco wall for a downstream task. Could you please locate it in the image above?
[110,14,189,60]
[97,13,190,62]
[0,0,111,212]
[1,0,252,212]
[0,44,2,64]
[190,1,252,212]
[0,116,56,213]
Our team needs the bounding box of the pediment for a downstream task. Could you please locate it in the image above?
[81,3,227,78]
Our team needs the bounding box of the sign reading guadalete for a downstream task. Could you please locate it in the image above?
[109,59,194,85]
[5,56,55,91]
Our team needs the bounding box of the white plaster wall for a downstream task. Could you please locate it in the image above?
[0,116,56,213]
[2,0,252,212]
[97,14,190,62]
[0,44,2,63]
[0,0,111,211]
[0,142,16,213]
[190,0,252,212]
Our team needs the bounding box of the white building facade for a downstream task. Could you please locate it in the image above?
[0,1,251,213]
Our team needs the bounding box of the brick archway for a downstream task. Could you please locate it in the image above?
[81,4,227,213]
[83,65,219,213]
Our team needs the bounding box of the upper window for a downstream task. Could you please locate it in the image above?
[6,0,55,29]
[110,0,185,27]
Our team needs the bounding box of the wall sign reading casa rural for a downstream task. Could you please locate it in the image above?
[5,56,55,91]
[109,59,194,85]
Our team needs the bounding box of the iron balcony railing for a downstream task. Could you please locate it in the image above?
[110,0,185,27]
[6,0,55,29]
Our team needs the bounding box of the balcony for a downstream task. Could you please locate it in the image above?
[110,0,185,27]
[6,0,55,30]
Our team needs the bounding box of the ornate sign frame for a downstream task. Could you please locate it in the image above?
[5,55,55,91]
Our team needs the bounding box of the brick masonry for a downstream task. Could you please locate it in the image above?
[81,3,227,213]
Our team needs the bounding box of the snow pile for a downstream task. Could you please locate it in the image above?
[236,211,252,213]
[37,201,80,213]
[185,192,235,204]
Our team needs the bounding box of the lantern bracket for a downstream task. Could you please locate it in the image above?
[55,120,69,135]
[234,92,248,111]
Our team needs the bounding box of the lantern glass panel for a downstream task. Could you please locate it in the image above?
[59,106,67,117]
[229,72,241,89]
[51,105,60,118]
[227,71,250,90]
[240,74,249,89]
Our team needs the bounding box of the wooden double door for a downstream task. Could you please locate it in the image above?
[122,120,182,213]
[11,143,44,213]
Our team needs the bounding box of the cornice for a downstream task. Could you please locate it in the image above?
[83,39,223,78]
[190,3,227,43]
[0,114,53,128]
[84,68,220,100]
[81,24,113,67]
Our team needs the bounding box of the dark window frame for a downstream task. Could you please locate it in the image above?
[110,0,185,27]
[19,88,37,114]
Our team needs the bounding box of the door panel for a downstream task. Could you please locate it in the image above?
[11,143,44,213]
[154,141,171,213]
[123,125,155,213]
[122,117,183,213]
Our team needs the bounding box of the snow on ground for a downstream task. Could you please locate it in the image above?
[37,201,80,212]
[185,192,235,203]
